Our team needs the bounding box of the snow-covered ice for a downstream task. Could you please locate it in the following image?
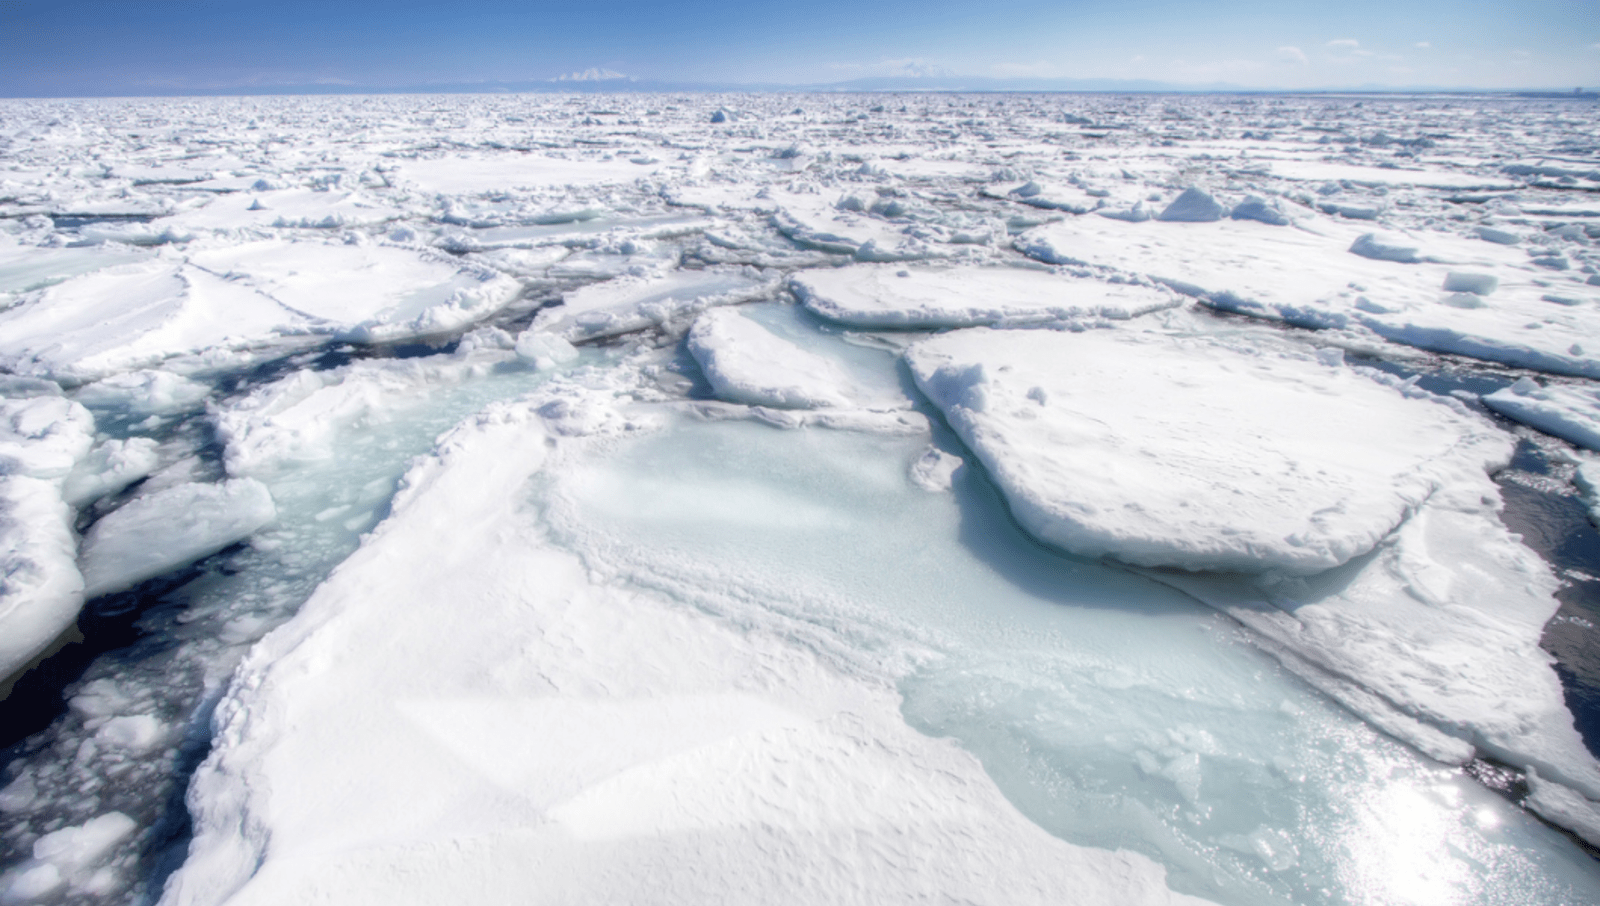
[907,325,1508,574]
[1484,377,1600,452]
[77,479,276,599]
[3,91,1600,906]
[793,263,1181,328]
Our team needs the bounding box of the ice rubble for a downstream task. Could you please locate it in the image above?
[907,324,1600,841]
[792,263,1181,329]
[0,397,93,685]
[161,390,1213,906]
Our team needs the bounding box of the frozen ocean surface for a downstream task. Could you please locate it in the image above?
[1,91,1600,905]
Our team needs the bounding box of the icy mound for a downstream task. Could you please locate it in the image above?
[0,397,95,684]
[162,392,1215,906]
[793,265,1181,329]
[0,261,303,382]
[189,239,520,343]
[1483,377,1600,451]
[533,269,778,341]
[1157,188,1224,223]
[687,308,851,409]
[78,479,276,599]
[906,327,1510,574]
[0,811,137,901]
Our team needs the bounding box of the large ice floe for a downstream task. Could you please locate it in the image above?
[5,91,1600,906]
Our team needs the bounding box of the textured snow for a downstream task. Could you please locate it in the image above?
[907,326,1509,574]
[792,264,1181,329]
[160,392,1214,906]
[78,479,277,599]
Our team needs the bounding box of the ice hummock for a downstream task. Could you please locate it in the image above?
[530,268,778,342]
[792,264,1181,329]
[906,326,1509,575]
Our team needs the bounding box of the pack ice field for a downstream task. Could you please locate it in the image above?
[2,91,1600,906]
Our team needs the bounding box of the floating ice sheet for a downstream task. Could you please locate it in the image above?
[793,264,1181,329]
[906,326,1510,575]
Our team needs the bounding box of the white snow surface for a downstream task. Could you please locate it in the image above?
[1483,377,1600,452]
[78,479,277,599]
[687,308,853,409]
[907,326,1510,575]
[792,264,1181,329]
[159,392,1213,906]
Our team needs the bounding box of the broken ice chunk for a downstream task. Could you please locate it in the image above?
[78,479,276,599]
[686,308,852,409]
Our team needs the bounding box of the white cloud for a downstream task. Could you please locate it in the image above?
[1327,38,1360,50]
[825,59,953,79]
[552,68,630,82]
[1276,46,1309,66]
[1415,41,1431,49]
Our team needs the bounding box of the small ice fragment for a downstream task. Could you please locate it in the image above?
[94,715,165,753]
[1230,195,1290,226]
[1349,232,1420,263]
[1510,376,1541,395]
[1443,272,1498,295]
[1477,225,1520,245]
[1442,292,1488,309]
[32,812,136,874]
[909,446,964,492]
[513,331,579,371]
[1157,187,1225,223]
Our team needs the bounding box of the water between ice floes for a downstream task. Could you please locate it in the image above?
[531,308,1600,906]
[6,304,1600,906]
[0,345,600,904]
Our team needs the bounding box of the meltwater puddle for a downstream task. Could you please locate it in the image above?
[0,346,593,906]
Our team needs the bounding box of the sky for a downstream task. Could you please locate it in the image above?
[1,0,1596,96]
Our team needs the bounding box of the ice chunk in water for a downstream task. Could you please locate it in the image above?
[62,438,161,507]
[1483,378,1600,451]
[906,326,1511,574]
[78,479,276,599]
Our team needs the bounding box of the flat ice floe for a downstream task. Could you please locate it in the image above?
[0,260,305,382]
[1483,377,1600,451]
[906,326,1509,575]
[188,239,520,343]
[161,389,1214,906]
[792,263,1181,329]
[686,308,852,409]
[1015,215,1600,377]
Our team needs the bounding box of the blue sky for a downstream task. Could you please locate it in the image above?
[2,0,1596,96]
